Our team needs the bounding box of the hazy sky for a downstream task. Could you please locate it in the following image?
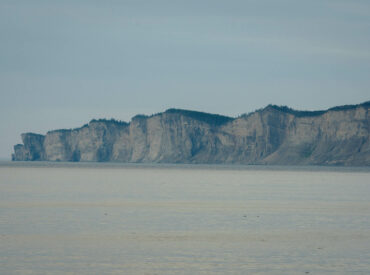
[1,0,369,158]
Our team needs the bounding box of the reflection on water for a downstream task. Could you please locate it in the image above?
[1,162,370,274]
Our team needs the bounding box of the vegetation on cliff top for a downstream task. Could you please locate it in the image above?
[89,118,128,126]
[164,108,233,126]
[239,100,370,118]
[30,101,370,135]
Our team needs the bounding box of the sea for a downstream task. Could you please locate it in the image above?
[0,161,369,274]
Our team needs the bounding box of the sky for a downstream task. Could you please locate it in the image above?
[0,0,369,159]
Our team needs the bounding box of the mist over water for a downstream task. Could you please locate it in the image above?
[1,162,370,274]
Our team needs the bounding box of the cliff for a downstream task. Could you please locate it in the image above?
[12,102,370,166]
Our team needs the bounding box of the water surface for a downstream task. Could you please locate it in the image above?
[1,162,369,274]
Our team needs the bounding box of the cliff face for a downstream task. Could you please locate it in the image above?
[12,133,45,161]
[12,102,370,166]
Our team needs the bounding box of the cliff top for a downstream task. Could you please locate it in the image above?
[164,108,233,126]
[242,100,370,118]
[130,108,233,126]
[24,100,369,136]
[89,118,129,126]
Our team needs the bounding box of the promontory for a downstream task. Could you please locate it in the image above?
[12,101,370,166]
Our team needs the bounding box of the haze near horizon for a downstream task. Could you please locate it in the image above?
[1,0,369,159]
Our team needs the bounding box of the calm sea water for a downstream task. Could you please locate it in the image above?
[0,162,369,274]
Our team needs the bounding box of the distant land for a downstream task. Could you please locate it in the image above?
[12,101,370,166]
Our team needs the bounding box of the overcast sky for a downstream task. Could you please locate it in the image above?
[1,0,369,159]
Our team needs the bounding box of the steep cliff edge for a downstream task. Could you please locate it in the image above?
[12,102,370,166]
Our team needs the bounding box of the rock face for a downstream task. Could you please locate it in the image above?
[12,102,370,166]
